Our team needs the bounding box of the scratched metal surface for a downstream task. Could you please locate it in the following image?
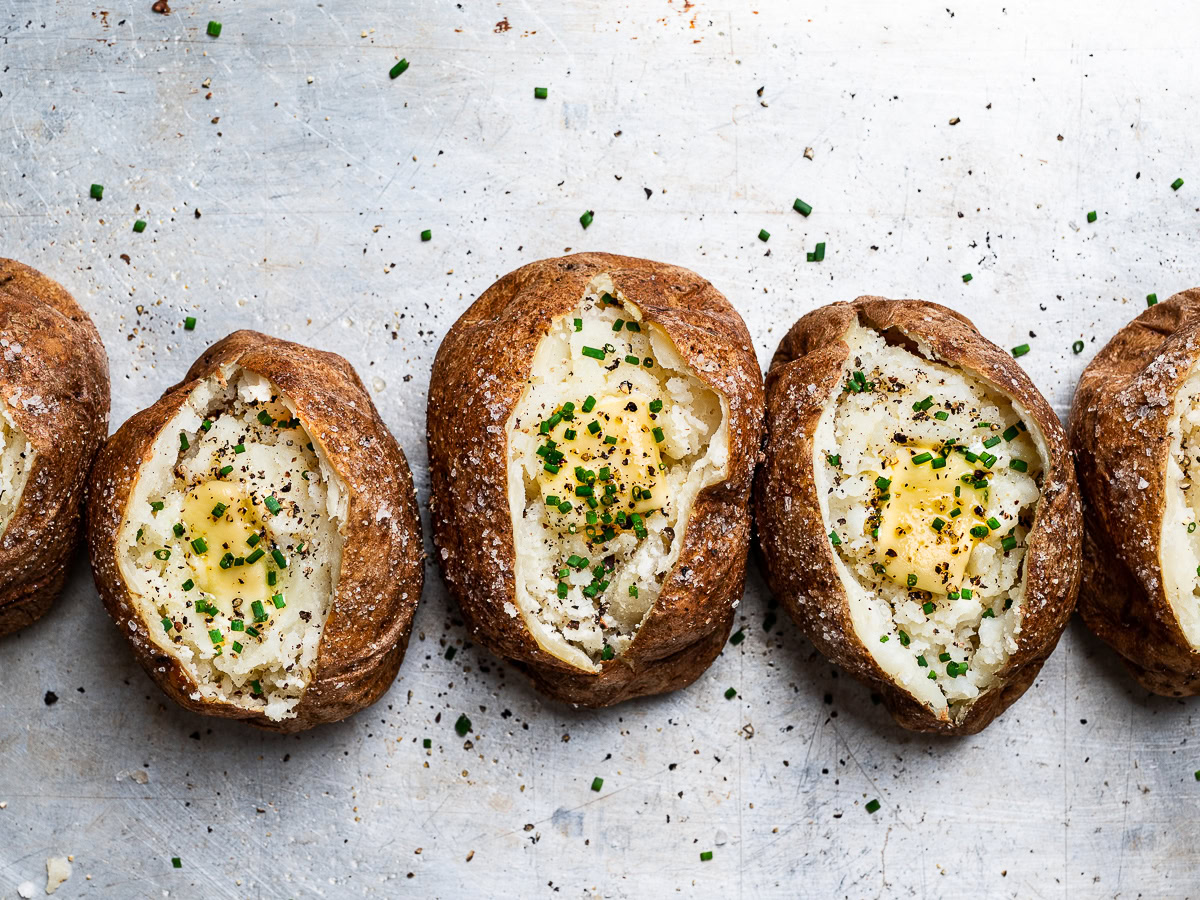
[0,0,1198,897]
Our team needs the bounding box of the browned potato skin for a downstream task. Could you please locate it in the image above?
[427,253,764,706]
[87,331,423,732]
[755,298,1081,734]
[1070,289,1200,696]
[0,260,110,637]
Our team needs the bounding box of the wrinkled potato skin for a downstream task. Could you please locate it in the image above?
[88,331,424,732]
[0,259,110,637]
[756,298,1081,734]
[427,253,764,706]
[1070,289,1200,695]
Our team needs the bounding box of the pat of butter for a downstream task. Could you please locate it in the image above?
[539,393,667,522]
[182,481,270,607]
[875,448,986,595]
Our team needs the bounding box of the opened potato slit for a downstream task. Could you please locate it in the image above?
[818,322,1047,713]
[1163,371,1200,646]
[0,411,33,529]
[120,369,345,721]
[507,284,729,670]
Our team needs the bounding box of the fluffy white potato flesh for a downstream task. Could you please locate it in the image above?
[815,322,1048,719]
[118,368,347,722]
[507,277,728,672]
[0,409,32,533]
[1161,366,1200,647]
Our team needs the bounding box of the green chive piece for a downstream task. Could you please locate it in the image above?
[208,628,222,644]
[231,619,244,631]
[1002,535,1018,551]
[271,548,287,569]
[455,714,471,737]
[250,680,263,695]
[264,496,282,515]
[251,600,267,622]
[153,548,171,561]
[181,578,194,591]
[962,273,973,283]
[922,601,935,614]
[590,776,604,791]
[758,229,770,242]
[161,617,172,632]
[184,316,196,331]
[206,20,222,37]
[724,687,737,700]
[730,629,745,645]
[931,457,946,469]
[389,58,410,79]
[827,454,841,466]
[133,219,147,233]
[246,548,265,564]
[806,241,826,262]
[652,426,665,443]
[172,857,182,869]
[865,799,880,814]
[829,531,841,546]
[581,346,605,360]
[599,644,615,661]
[173,523,185,537]
[90,184,104,200]
[1010,458,1028,472]
[580,210,594,229]
[700,850,714,861]
[190,537,208,554]
[911,452,933,465]
[534,86,548,99]
[423,738,432,749]
[879,635,889,643]
[1086,210,1097,223]
[219,465,233,476]
[793,198,812,217]
[1073,340,1084,354]
[1012,343,1030,358]
[1147,293,1159,307]
[272,593,286,609]
[1172,178,1184,191]
[917,655,928,667]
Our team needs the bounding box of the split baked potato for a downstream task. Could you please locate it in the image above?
[1070,289,1200,695]
[0,259,109,637]
[427,253,763,706]
[88,331,423,732]
[756,298,1081,734]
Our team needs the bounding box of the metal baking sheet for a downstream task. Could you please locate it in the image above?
[1,1,1198,896]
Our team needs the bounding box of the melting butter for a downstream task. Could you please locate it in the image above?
[181,481,271,608]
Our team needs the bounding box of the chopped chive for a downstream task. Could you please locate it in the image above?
[628,584,638,598]
[829,531,841,546]
[534,86,548,99]
[272,593,286,609]
[624,354,639,365]
[184,316,197,331]
[591,776,604,791]
[1073,340,1084,354]
[932,517,945,532]
[251,600,268,622]
[1001,534,1018,551]
[389,58,410,79]
[601,644,614,661]
[649,399,663,413]
[1009,458,1028,472]
[133,219,147,233]
[1086,210,1097,223]
[581,346,605,360]
[917,655,928,667]
[827,454,841,466]
[90,183,104,200]
[1012,343,1030,358]
[911,452,933,465]
[962,273,972,283]
[730,629,746,645]
[246,548,265,564]
[934,410,949,421]
[982,608,996,619]
[219,465,233,476]
[230,619,244,631]
[1172,178,1184,191]
[724,687,737,700]
[271,548,287,569]
[983,435,1001,449]
[922,601,935,614]
[190,537,208,554]
[181,578,194,591]
[161,617,172,632]
[865,799,880,814]
[264,496,282,515]
[806,241,826,262]
[580,210,594,229]
[700,850,714,861]
[793,198,812,217]
[250,680,263,695]
[652,426,665,443]
[987,517,1002,530]
[150,501,164,511]
[1147,293,1158,307]
[172,858,182,869]
[961,588,973,599]
[208,628,223,644]
[154,548,171,561]
[455,714,471,737]
[879,635,889,643]
[423,738,432,749]
[931,457,946,469]
[898,630,910,646]
[875,476,891,491]
[420,228,432,242]
[172,523,185,537]
[970,525,989,538]
[246,626,261,637]
[206,20,222,37]
[758,228,770,242]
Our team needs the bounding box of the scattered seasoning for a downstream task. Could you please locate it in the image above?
[206,20,222,37]
[133,219,147,233]
[454,713,471,736]
[1172,177,1185,191]
[793,198,812,216]
[962,273,973,283]
[758,229,770,242]
[389,58,410,79]
[534,87,548,99]
[865,799,881,814]
[90,184,104,200]
[1147,293,1158,307]
[724,687,737,700]
[1011,343,1030,358]
[580,210,594,229]
[700,851,714,862]
[184,316,197,331]
[590,777,604,792]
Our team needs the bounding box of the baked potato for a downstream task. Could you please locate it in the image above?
[427,253,763,706]
[1070,289,1200,695]
[87,331,423,732]
[0,259,109,637]
[756,298,1081,734]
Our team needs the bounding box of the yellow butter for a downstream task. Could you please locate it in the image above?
[875,448,987,595]
[181,481,271,608]
[538,393,667,524]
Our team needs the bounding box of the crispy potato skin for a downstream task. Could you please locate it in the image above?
[427,253,764,706]
[755,298,1081,734]
[87,331,423,732]
[0,260,110,637]
[1069,289,1200,695]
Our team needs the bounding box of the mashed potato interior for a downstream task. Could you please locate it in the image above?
[816,322,1048,719]
[0,408,32,533]
[1161,365,1200,647]
[507,277,728,671]
[119,368,347,722]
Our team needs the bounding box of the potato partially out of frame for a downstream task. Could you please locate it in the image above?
[756,298,1081,734]
[88,331,423,732]
[0,259,110,637]
[428,253,763,706]
[1071,289,1200,695]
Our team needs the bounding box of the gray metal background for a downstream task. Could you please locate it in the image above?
[1,1,1198,897]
